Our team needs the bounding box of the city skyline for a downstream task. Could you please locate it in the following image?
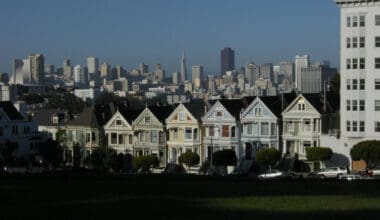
[0,0,340,75]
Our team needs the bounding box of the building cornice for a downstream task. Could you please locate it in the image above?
[335,0,380,7]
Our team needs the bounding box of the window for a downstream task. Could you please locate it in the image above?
[288,122,294,131]
[376,58,380,69]
[254,108,261,116]
[116,120,122,126]
[346,59,351,69]
[271,123,276,136]
[247,124,252,134]
[352,37,358,48]
[376,79,380,89]
[346,121,351,132]
[185,128,192,140]
[352,58,358,69]
[360,100,365,111]
[352,79,358,90]
[179,111,185,121]
[298,103,305,111]
[353,121,358,132]
[216,111,222,117]
[376,15,380,26]
[139,132,145,142]
[253,122,259,136]
[375,100,380,111]
[159,132,165,143]
[346,100,351,111]
[261,122,269,136]
[359,15,365,27]
[360,79,365,90]
[347,16,351,27]
[92,132,96,142]
[222,125,229,137]
[346,79,351,90]
[346,37,351,48]
[360,37,365,48]
[304,120,311,131]
[231,126,236,138]
[376,121,380,132]
[360,58,365,69]
[145,116,151,123]
[118,134,123,144]
[360,121,365,132]
[194,128,198,140]
[86,133,91,143]
[173,128,178,139]
[111,133,117,144]
[209,126,214,137]
[376,37,380,47]
[12,126,18,135]
[151,130,157,142]
[23,126,30,134]
[352,100,358,111]
[353,16,358,27]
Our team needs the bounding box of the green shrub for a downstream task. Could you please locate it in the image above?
[255,148,281,169]
[133,155,160,173]
[351,140,380,167]
[178,152,200,168]
[306,147,333,162]
[212,149,237,166]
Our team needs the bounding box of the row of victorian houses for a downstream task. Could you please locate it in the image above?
[1,91,342,169]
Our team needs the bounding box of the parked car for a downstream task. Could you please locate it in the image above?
[339,174,362,181]
[258,169,283,179]
[317,167,348,179]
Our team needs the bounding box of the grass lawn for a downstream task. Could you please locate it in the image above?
[1,173,380,219]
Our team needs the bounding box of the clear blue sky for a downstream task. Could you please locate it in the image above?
[0,0,340,75]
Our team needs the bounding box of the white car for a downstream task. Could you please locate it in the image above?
[258,169,283,179]
[317,167,348,179]
[339,174,362,181]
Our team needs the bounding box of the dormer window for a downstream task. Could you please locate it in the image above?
[298,103,305,111]
[52,115,59,124]
[254,108,261,116]
[145,116,151,123]
[179,111,185,121]
[116,119,122,126]
[216,111,222,117]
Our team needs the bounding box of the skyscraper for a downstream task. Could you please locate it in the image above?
[29,54,44,84]
[335,0,380,148]
[73,64,88,88]
[221,47,235,76]
[87,57,99,84]
[63,59,72,79]
[192,65,203,89]
[295,55,309,90]
[245,63,259,86]
[180,52,187,82]
[139,63,148,75]
[154,64,165,81]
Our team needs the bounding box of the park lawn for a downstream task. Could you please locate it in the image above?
[202,195,380,212]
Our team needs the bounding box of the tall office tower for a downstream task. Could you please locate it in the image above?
[221,47,235,76]
[297,64,322,94]
[237,74,246,93]
[154,64,165,81]
[63,59,72,79]
[87,56,99,82]
[29,54,44,84]
[279,61,295,83]
[180,52,187,82]
[295,55,309,90]
[44,64,55,75]
[245,63,259,86]
[100,62,111,79]
[335,0,380,146]
[73,65,88,88]
[139,63,148,75]
[172,72,179,84]
[13,59,23,75]
[192,65,203,89]
[207,75,216,94]
[116,65,125,79]
[260,63,274,82]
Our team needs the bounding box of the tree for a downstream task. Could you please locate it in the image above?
[306,147,333,170]
[178,152,200,172]
[0,141,18,166]
[87,147,118,171]
[255,148,281,170]
[39,138,63,168]
[350,140,380,168]
[212,150,237,167]
[133,155,160,173]
[329,73,340,96]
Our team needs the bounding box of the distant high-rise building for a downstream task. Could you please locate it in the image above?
[87,57,99,74]
[280,61,295,82]
[139,63,148,75]
[29,54,44,84]
[180,52,187,82]
[1,73,9,84]
[100,62,111,79]
[221,47,235,76]
[73,65,88,89]
[295,55,309,90]
[116,65,125,79]
[44,64,55,75]
[245,63,259,86]
[297,64,322,94]
[13,59,23,75]
[172,72,179,84]
[192,65,203,89]
[260,63,274,82]
[207,75,216,94]
[154,64,165,81]
[63,59,72,79]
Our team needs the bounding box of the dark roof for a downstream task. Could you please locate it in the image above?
[218,99,249,120]
[118,107,144,124]
[32,109,71,126]
[67,107,98,128]
[303,92,340,114]
[0,101,24,121]
[259,93,298,117]
[148,105,175,122]
[184,100,207,121]
[93,103,115,126]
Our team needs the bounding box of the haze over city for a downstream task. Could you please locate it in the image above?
[0,0,340,74]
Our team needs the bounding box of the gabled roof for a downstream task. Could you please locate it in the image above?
[32,109,71,126]
[0,101,24,121]
[93,103,116,126]
[118,106,144,124]
[183,100,207,121]
[303,92,339,114]
[148,105,175,122]
[67,107,98,128]
[259,93,297,117]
